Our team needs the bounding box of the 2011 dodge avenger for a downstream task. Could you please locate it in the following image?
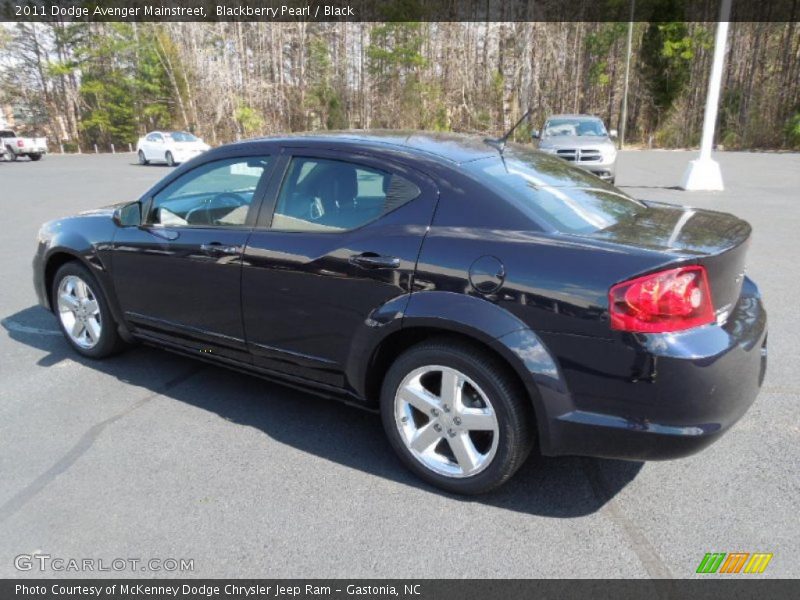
[33,131,767,494]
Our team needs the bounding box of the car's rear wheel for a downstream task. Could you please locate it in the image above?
[380,339,534,494]
[52,262,125,359]
[165,151,175,167]
[138,150,149,165]
[29,153,42,161]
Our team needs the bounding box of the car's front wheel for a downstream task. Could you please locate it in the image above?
[165,151,175,167]
[5,146,16,161]
[381,339,534,494]
[52,262,126,359]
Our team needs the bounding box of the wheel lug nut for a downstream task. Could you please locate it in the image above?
[448,429,456,438]
[443,405,450,412]
[453,417,461,426]
[431,408,439,416]
[433,423,442,432]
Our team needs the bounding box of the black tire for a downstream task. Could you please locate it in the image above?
[165,151,175,167]
[138,150,149,165]
[5,146,17,161]
[29,153,42,161]
[380,337,535,494]
[51,261,127,359]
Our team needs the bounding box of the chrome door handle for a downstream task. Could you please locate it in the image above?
[200,243,241,256]
[349,253,401,269]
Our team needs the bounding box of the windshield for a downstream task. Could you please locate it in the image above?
[544,118,607,138]
[465,149,646,234]
[167,132,198,142]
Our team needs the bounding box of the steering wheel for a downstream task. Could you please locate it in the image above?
[185,193,246,225]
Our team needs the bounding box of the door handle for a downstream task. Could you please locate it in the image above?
[200,242,241,256]
[349,253,401,269]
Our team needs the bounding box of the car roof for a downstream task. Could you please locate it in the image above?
[235,130,499,165]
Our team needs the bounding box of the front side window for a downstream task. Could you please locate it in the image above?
[270,157,420,232]
[148,156,271,227]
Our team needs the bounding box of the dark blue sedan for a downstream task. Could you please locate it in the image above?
[33,131,767,494]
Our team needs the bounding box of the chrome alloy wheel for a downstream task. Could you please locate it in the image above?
[57,275,102,349]
[394,365,500,478]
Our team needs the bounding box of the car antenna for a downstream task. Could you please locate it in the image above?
[484,107,533,153]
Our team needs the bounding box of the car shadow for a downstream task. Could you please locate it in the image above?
[3,305,643,518]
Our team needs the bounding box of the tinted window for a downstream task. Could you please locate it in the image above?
[149,157,270,227]
[271,157,420,232]
[465,151,645,234]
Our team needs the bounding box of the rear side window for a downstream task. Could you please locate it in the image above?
[270,157,420,233]
[465,151,645,234]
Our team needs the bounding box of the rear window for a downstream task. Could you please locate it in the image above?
[464,150,645,234]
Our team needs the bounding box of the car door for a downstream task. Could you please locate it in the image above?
[241,149,439,388]
[111,154,274,362]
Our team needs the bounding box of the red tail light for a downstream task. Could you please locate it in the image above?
[17,140,24,147]
[609,265,715,333]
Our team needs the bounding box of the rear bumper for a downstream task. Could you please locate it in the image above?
[12,146,47,155]
[539,277,767,461]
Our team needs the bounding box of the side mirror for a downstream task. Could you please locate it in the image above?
[112,201,142,227]
[609,129,618,139]
[531,130,540,140]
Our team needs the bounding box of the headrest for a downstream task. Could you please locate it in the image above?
[313,163,358,209]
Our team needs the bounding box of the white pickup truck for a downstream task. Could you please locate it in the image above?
[1,129,47,161]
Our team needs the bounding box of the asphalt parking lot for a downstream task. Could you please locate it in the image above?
[1,150,798,579]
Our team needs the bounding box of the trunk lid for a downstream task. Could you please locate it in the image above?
[591,202,751,319]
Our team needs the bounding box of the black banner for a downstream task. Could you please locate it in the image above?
[1,0,799,23]
[2,580,800,600]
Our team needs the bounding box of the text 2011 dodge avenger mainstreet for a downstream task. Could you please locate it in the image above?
[33,131,767,494]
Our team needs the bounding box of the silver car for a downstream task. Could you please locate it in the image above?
[532,115,618,183]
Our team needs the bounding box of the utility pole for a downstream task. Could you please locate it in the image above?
[619,0,635,149]
[680,0,732,191]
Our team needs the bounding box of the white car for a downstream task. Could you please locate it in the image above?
[136,131,210,166]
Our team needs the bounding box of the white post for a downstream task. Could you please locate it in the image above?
[111,143,115,154]
[680,0,731,191]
